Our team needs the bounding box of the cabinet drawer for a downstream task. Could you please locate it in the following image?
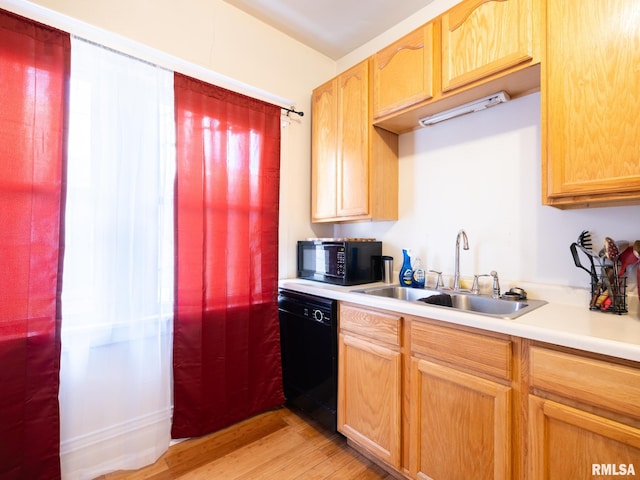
[530,347,640,419]
[411,321,512,380]
[339,303,401,346]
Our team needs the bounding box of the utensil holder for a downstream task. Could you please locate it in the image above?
[590,274,627,315]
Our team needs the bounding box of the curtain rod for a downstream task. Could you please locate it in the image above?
[0,0,297,111]
[282,107,304,117]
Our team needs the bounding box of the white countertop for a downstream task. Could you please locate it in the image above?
[279,279,640,363]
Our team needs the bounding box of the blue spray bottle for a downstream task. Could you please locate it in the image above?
[399,249,413,287]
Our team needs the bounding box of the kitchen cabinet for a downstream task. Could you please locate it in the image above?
[372,0,540,134]
[542,0,640,208]
[337,303,402,469]
[528,345,640,478]
[337,303,526,479]
[409,320,515,480]
[311,60,398,223]
[441,0,535,92]
[311,78,338,220]
[372,23,434,119]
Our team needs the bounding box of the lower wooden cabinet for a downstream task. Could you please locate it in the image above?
[409,321,514,480]
[338,333,402,468]
[529,396,640,479]
[337,304,402,469]
[528,345,640,479]
[410,359,512,480]
[335,302,640,480]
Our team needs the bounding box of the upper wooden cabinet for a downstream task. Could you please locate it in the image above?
[311,60,398,223]
[372,24,434,119]
[311,79,338,220]
[542,0,640,208]
[441,0,535,92]
[372,0,540,134]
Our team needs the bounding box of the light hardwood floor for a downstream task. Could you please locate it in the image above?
[96,407,398,479]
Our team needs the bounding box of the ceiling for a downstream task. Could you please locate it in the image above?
[223,0,436,60]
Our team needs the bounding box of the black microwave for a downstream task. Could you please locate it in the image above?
[297,239,382,286]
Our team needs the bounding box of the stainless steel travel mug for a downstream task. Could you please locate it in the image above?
[382,256,393,284]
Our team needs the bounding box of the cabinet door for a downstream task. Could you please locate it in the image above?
[338,332,402,468]
[337,61,370,218]
[311,78,338,221]
[372,24,434,119]
[542,0,640,208]
[529,396,640,479]
[410,358,512,480]
[441,0,533,92]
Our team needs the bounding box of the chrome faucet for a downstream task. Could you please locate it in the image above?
[471,274,490,295]
[490,270,500,298]
[453,229,469,291]
[429,270,444,289]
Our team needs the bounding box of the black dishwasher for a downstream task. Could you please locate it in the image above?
[278,289,337,432]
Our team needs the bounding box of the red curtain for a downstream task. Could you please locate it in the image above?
[172,74,284,438]
[0,10,69,480]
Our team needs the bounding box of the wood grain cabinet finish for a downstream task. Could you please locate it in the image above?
[542,0,640,208]
[311,60,398,223]
[311,78,338,220]
[528,346,640,478]
[335,304,640,480]
[411,359,512,480]
[441,0,534,92]
[409,321,514,480]
[370,0,540,134]
[529,397,640,480]
[337,304,403,469]
[372,24,434,119]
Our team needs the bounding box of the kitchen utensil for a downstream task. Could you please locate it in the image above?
[604,237,620,277]
[618,244,640,277]
[570,242,598,284]
[576,230,601,274]
[634,240,640,301]
[628,240,640,301]
[577,230,594,252]
[600,265,615,309]
[602,237,623,309]
[637,262,640,302]
[576,231,608,309]
[592,290,608,309]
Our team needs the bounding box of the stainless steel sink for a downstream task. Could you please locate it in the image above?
[352,285,547,320]
[353,285,442,302]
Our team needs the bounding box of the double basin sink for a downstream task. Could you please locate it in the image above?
[352,285,547,320]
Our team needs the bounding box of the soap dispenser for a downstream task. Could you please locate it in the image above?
[412,257,426,289]
[399,249,413,287]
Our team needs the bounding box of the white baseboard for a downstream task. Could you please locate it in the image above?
[60,408,172,480]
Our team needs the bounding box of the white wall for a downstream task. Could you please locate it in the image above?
[336,93,640,299]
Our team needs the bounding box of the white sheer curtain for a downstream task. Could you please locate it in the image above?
[59,37,175,480]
